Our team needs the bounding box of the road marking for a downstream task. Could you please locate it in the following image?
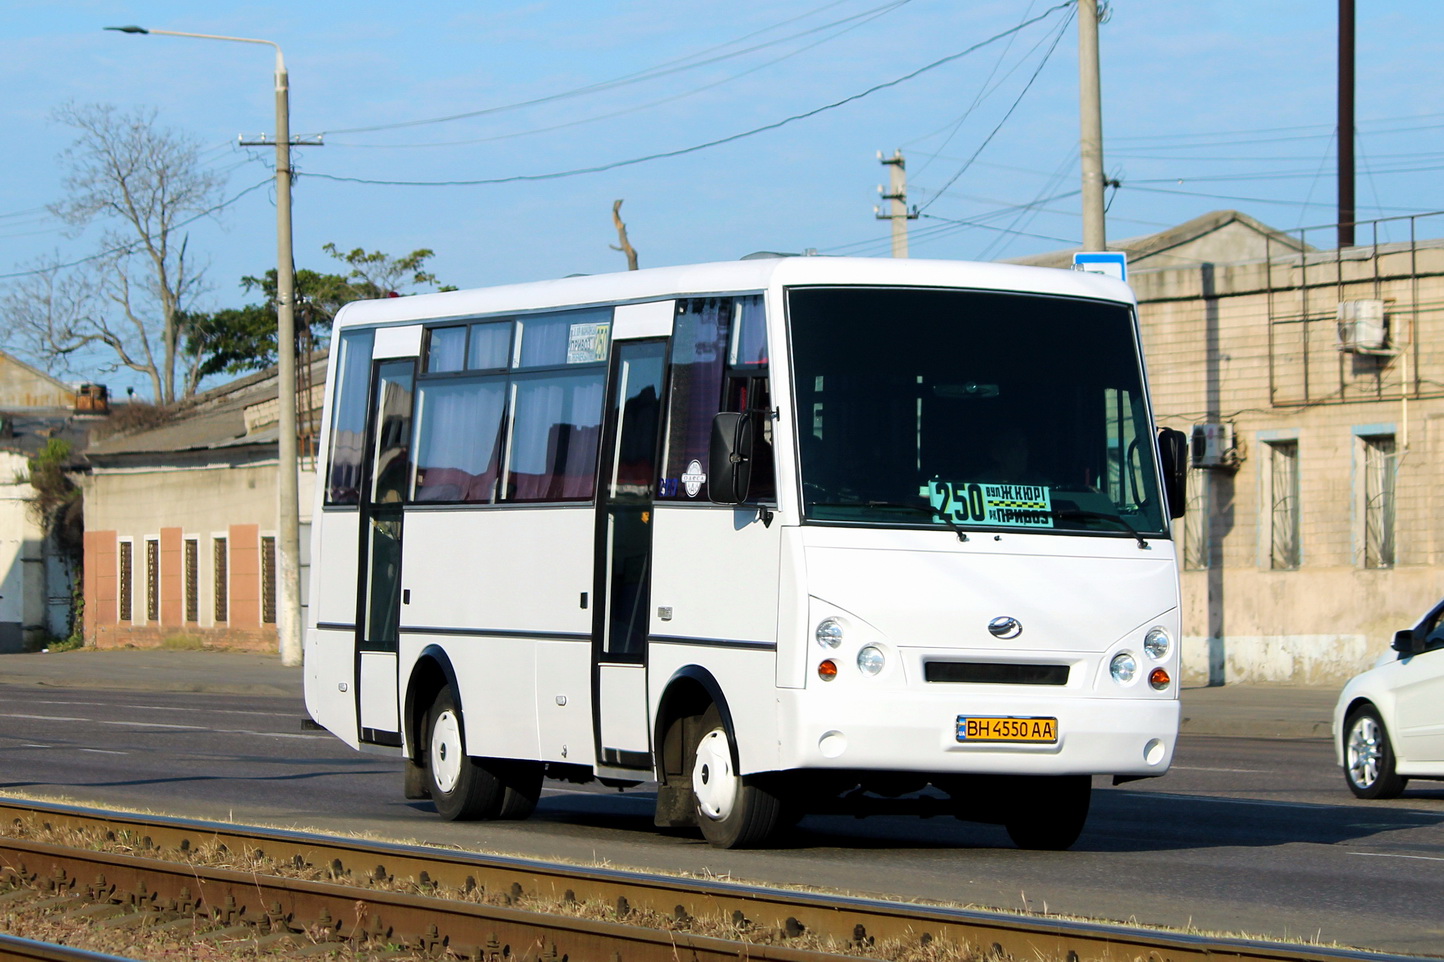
[1,713,89,722]
[1173,766,1266,773]
[103,720,208,731]
[30,699,286,719]
[1350,851,1444,863]
[78,748,129,755]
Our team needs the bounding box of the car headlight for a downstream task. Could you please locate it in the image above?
[1143,626,1171,661]
[1110,651,1138,685]
[816,617,844,649]
[857,646,885,676]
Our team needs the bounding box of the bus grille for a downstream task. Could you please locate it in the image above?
[923,662,1070,685]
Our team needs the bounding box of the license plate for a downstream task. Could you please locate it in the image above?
[956,715,1058,743]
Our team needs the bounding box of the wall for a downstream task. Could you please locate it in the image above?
[0,450,50,651]
[1134,241,1444,684]
[81,460,314,651]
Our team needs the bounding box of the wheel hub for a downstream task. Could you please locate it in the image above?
[1347,715,1382,789]
[431,709,464,794]
[692,728,737,821]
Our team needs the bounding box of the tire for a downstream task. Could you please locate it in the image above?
[1002,775,1091,851]
[690,705,783,848]
[425,688,542,821]
[1343,706,1407,799]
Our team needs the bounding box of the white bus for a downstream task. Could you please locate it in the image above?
[303,255,1187,850]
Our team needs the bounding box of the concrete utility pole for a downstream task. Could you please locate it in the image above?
[874,150,918,258]
[1078,0,1107,250]
[107,25,305,667]
[1338,0,1356,248]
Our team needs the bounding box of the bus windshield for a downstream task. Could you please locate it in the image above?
[788,285,1168,537]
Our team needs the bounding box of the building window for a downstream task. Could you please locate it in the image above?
[1267,440,1300,569]
[145,539,160,622]
[261,536,278,625]
[184,539,199,623]
[213,537,228,623]
[118,541,133,622]
[1362,435,1396,568]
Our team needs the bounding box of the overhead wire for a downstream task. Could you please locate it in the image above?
[320,0,914,136]
[303,2,1076,189]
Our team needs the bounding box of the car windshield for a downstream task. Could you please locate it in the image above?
[787,285,1168,537]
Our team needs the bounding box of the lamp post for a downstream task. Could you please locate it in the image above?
[107,26,304,668]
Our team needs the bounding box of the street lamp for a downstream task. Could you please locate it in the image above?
[106,25,304,668]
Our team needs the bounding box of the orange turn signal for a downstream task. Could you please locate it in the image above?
[1149,667,1171,690]
[817,659,838,681]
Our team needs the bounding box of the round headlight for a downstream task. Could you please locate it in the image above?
[1143,626,1172,661]
[1110,651,1138,685]
[815,617,844,649]
[857,646,885,676]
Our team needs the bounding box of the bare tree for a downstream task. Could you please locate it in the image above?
[3,104,225,403]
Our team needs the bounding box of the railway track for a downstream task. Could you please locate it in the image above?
[0,797,1428,962]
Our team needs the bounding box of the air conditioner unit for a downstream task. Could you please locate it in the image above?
[1338,299,1389,352]
[1190,422,1235,469]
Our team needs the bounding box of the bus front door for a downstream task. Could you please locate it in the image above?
[356,359,414,747]
[593,339,668,771]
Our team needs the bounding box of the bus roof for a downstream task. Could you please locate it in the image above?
[330,255,1136,331]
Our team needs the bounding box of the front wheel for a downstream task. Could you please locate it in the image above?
[1344,706,1407,799]
[690,705,783,848]
[425,688,542,821]
[1002,775,1091,850]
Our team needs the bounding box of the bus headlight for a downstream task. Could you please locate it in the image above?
[1110,651,1138,685]
[857,646,885,676]
[1143,626,1172,661]
[815,617,844,649]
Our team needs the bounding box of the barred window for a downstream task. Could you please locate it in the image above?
[261,536,278,624]
[145,539,159,621]
[1362,435,1396,568]
[118,541,133,622]
[184,539,199,623]
[1267,441,1300,570]
[213,537,228,623]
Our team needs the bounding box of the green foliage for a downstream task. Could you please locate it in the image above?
[185,244,455,378]
[26,439,80,547]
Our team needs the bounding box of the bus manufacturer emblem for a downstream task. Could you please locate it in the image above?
[682,459,707,498]
[988,616,1022,639]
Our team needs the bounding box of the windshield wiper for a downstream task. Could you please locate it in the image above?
[806,500,970,542]
[865,501,970,542]
[1054,508,1148,549]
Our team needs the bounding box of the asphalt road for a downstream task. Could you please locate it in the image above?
[1,683,1442,956]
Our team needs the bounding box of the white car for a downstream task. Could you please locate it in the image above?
[1334,597,1444,798]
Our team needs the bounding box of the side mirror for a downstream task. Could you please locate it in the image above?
[709,411,753,505]
[1156,427,1188,520]
[1392,629,1424,657]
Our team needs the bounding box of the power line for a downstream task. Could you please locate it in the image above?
[320,0,913,136]
[0,179,272,280]
[304,3,1075,189]
[327,1,908,150]
[916,6,1073,213]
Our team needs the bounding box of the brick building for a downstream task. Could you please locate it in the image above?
[1022,210,1444,683]
[81,361,321,651]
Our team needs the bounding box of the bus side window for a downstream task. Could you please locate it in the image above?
[325,329,376,505]
[724,296,774,503]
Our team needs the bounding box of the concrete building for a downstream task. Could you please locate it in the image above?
[1021,209,1444,684]
[80,360,321,651]
[0,351,105,651]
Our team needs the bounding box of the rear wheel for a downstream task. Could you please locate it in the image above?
[425,688,542,821]
[1002,775,1091,851]
[690,705,783,848]
[1344,706,1407,799]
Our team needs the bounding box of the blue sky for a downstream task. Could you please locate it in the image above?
[4,1,1443,395]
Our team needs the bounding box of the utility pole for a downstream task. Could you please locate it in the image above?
[1078,0,1107,250]
[874,150,918,258]
[1338,0,1356,248]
